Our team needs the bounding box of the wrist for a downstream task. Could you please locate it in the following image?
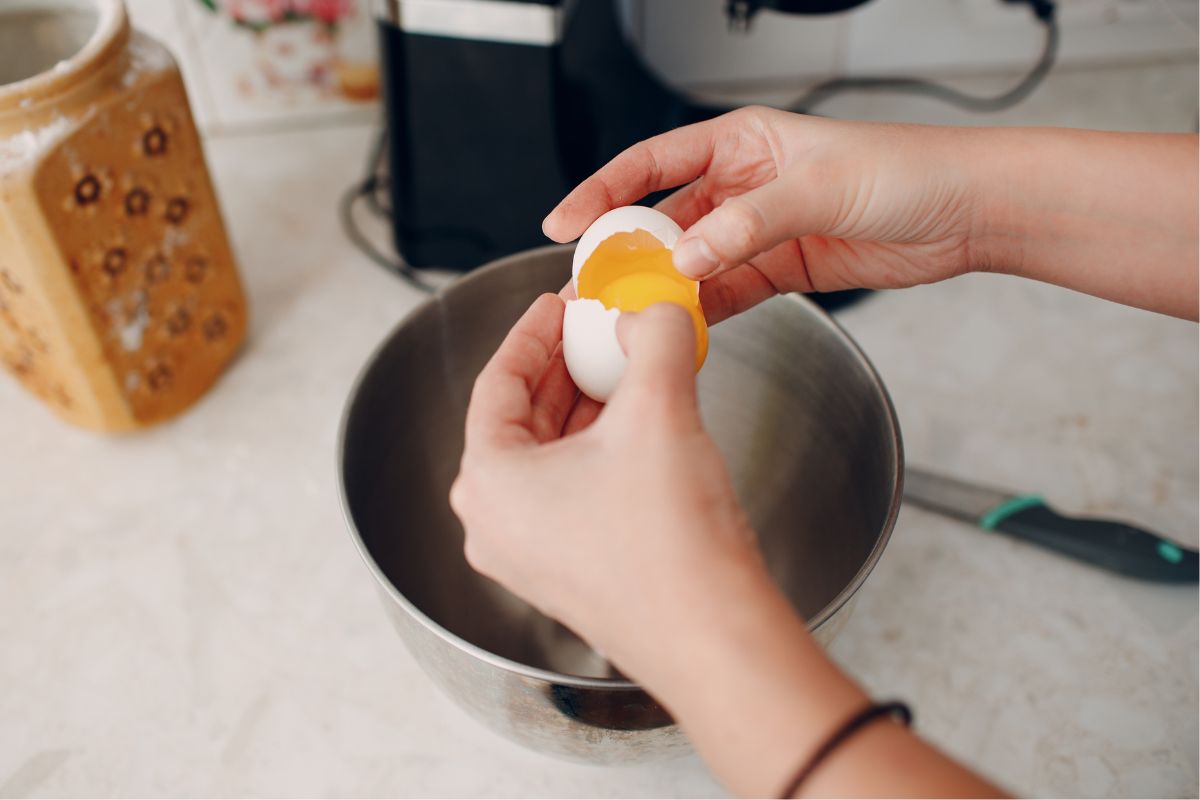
[611,549,868,796]
[961,127,1031,277]
[959,127,1198,318]
[588,524,765,676]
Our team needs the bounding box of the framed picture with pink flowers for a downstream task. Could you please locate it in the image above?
[136,0,380,134]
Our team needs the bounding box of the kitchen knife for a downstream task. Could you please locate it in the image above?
[904,467,1199,583]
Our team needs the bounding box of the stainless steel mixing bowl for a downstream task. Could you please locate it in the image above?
[339,245,903,764]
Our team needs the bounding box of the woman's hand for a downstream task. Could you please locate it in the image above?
[448,293,864,797]
[544,107,1199,321]
[543,107,985,324]
[449,292,763,670]
[450,293,1004,797]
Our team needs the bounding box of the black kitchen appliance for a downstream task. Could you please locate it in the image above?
[373,0,873,272]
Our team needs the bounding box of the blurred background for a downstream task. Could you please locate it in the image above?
[135,0,1198,134]
[126,0,1199,281]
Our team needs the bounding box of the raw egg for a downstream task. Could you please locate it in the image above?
[563,206,708,402]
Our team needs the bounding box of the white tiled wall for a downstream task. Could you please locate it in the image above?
[629,0,1198,91]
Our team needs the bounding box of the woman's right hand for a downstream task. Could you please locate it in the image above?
[544,107,1198,321]
[543,106,988,323]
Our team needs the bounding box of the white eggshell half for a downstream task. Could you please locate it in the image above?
[571,206,684,290]
[562,298,626,403]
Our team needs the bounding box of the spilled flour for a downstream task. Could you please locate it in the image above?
[0,115,73,174]
[120,37,172,89]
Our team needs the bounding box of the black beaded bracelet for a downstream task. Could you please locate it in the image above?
[777,700,913,799]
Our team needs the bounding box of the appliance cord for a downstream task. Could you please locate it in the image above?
[789,0,1058,114]
[338,126,439,294]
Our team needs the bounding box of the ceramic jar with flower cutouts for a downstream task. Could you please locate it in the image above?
[0,0,247,431]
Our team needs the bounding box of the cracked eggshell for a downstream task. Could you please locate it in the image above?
[570,206,684,291]
[562,299,625,403]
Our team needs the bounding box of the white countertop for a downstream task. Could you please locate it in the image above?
[1,64,1197,797]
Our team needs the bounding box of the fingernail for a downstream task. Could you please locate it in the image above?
[673,238,719,279]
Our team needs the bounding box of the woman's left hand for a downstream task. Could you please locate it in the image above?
[450,293,1005,799]
[449,292,764,675]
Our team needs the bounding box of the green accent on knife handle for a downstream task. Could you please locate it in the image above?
[981,501,1199,583]
[979,494,1046,530]
[1158,541,1184,564]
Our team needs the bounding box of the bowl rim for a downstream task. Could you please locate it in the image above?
[337,243,904,691]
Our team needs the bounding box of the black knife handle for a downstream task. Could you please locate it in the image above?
[988,501,1199,583]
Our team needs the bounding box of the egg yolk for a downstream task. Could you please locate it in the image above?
[578,230,708,371]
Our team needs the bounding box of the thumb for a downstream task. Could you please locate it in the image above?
[672,176,799,280]
[611,303,701,427]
